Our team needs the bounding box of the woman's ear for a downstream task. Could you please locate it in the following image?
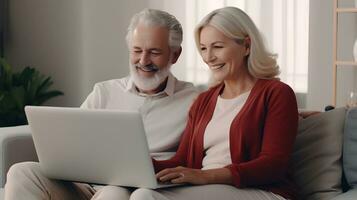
[244,37,251,56]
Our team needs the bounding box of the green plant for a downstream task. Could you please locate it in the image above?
[0,58,63,127]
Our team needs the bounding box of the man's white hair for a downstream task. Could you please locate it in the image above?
[126,9,183,50]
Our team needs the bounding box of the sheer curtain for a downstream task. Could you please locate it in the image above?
[181,0,309,93]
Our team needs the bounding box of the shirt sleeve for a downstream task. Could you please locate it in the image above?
[80,84,102,109]
[152,96,200,173]
[225,83,299,187]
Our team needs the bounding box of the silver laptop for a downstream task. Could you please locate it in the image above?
[25,106,178,189]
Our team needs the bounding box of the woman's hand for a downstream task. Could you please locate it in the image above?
[156,166,211,185]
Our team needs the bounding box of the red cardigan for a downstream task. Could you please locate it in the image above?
[153,79,299,199]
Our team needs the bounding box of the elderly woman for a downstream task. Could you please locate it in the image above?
[136,6,299,200]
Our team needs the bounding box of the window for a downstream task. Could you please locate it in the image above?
[180,0,309,93]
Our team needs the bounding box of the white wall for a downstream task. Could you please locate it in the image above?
[5,0,83,106]
[336,0,357,106]
[5,0,147,107]
[307,0,357,110]
[81,0,147,99]
[147,0,188,80]
[151,0,357,110]
[5,0,357,109]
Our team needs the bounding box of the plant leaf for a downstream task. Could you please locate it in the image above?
[36,77,52,95]
[0,91,17,112]
[0,58,64,127]
[0,57,12,75]
[18,67,35,87]
[35,90,64,105]
[0,58,13,90]
[10,86,26,110]
[26,70,43,104]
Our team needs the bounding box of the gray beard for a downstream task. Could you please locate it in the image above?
[129,64,171,92]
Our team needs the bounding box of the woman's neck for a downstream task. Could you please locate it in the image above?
[221,74,257,99]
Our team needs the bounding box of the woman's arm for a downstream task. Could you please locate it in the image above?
[156,166,234,185]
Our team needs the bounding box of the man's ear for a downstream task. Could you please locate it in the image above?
[171,47,182,64]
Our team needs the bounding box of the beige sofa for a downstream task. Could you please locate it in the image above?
[0,107,356,200]
[0,125,38,199]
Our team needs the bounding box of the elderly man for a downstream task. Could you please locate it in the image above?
[4,9,198,200]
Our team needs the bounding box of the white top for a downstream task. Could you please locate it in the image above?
[202,91,250,170]
[81,73,198,160]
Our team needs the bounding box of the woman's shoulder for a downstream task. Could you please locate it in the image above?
[189,83,222,111]
[196,83,222,100]
[256,79,294,94]
[254,79,297,108]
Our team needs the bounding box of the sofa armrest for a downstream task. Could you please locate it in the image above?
[0,125,38,187]
[330,189,357,200]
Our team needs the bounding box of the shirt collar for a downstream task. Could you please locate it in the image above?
[125,73,176,97]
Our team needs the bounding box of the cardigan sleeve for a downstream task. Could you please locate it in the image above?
[225,83,299,187]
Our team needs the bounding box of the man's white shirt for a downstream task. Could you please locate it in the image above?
[81,73,198,160]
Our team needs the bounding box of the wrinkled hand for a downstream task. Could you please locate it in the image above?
[156,166,211,185]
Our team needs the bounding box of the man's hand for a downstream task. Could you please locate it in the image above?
[156,166,211,185]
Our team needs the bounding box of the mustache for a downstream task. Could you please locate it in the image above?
[135,64,159,72]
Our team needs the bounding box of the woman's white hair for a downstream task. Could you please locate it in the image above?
[194,7,279,79]
[126,9,183,50]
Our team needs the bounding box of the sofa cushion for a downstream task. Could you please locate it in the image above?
[291,107,346,200]
[343,107,357,188]
[329,189,357,200]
